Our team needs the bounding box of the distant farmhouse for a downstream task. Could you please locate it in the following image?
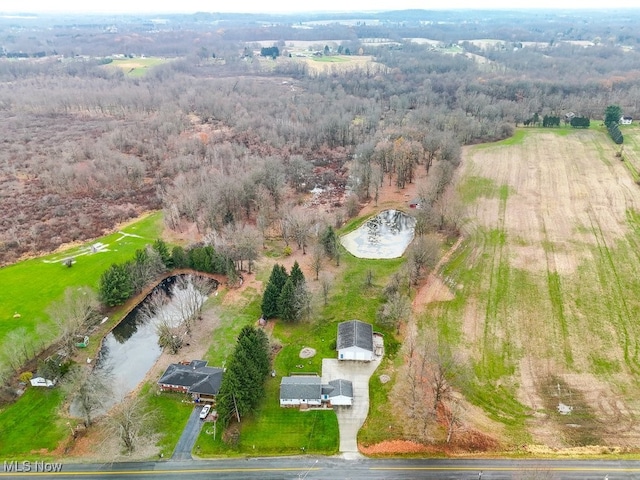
[158,360,224,403]
[279,375,353,408]
[337,320,375,361]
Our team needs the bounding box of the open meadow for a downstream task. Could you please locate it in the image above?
[428,127,640,451]
[106,57,169,77]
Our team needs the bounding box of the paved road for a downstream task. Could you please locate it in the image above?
[322,357,381,455]
[3,457,639,479]
[171,405,205,460]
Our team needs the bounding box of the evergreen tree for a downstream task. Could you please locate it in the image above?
[320,226,338,258]
[290,260,305,287]
[171,245,188,268]
[278,277,296,322]
[99,263,133,306]
[153,239,173,268]
[217,326,270,427]
[605,105,622,127]
[261,263,288,318]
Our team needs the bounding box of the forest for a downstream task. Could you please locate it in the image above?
[2,9,640,265]
[3,7,640,456]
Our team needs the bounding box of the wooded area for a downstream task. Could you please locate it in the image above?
[1,10,640,265]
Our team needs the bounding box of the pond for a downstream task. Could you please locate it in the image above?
[70,275,213,417]
[340,209,416,259]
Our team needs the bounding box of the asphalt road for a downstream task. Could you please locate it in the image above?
[2,457,639,479]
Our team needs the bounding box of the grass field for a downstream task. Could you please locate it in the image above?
[430,126,640,448]
[0,212,163,350]
[0,387,66,458]
[107,57,168,77]
[0,213,163,459]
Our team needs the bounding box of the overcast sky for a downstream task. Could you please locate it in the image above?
[2,0,639,15]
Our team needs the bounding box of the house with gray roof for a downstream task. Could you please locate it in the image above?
[280,375,354,408]
[324,379,353,406]
[337,319,375,361]
[158,360,224,403]
[279,375,322,407]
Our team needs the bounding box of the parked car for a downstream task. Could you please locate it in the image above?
[199,404,211,419]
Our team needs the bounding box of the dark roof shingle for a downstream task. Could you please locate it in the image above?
[158,360,224,396]
[337,320,374,352]
[279,376,321,401]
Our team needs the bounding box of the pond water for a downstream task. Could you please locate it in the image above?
[70,275,212,417]
[340,209,416,259]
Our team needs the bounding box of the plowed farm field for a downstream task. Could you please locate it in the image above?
[431,127,640,450]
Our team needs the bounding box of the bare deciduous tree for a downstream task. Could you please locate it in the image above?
[376,291,411,333]
[47,286,99,356]
[107,395,153,454]
[64,365,111,427]
[319,272,333,307]
[310,244,323,280]
[406,235,440,286]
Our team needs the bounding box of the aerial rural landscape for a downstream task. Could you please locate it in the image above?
[2,6,640,476]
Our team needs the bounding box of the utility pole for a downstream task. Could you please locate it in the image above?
[233,394,240,422]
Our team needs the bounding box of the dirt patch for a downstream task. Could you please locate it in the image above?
[359,439,439,455]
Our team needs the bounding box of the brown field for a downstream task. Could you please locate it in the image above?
[431,128,640,451]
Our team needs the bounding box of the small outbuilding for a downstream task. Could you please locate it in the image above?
[337,320,375,361]
[30,377,55,388]
[621,116,633,125]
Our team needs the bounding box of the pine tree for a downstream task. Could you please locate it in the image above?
[153,239,173,268]
[290,260,305,287]
[278,277,296,322]
[99,263,133,307]
[261,264,288,319]
[171,246,188,268]
[217,326,270,427]
[320,226,338,258]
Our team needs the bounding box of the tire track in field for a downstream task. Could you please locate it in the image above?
[539,214,573,367]
[587,208,639,374]
[481,185,512,378]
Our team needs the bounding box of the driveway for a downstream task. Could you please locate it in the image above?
[322,356,382,456]
[171,404,206,460]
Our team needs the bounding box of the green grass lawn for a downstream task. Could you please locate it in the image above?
[311,56,349,63]
[0,387,67,458]
[108,57,168,77]
[0,212,163,348]
[0,212,163,459]
[195,375,338,456]
[141,383,193,458]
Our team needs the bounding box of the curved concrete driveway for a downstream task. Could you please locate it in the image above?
[322,356,381,457]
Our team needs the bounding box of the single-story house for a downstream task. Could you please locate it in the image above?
[280,375,322,407]
[158,360,224,403]
[280,375,354,408]
[337,320,375,361]
[323,379,353,406]
[621,116,633,125]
